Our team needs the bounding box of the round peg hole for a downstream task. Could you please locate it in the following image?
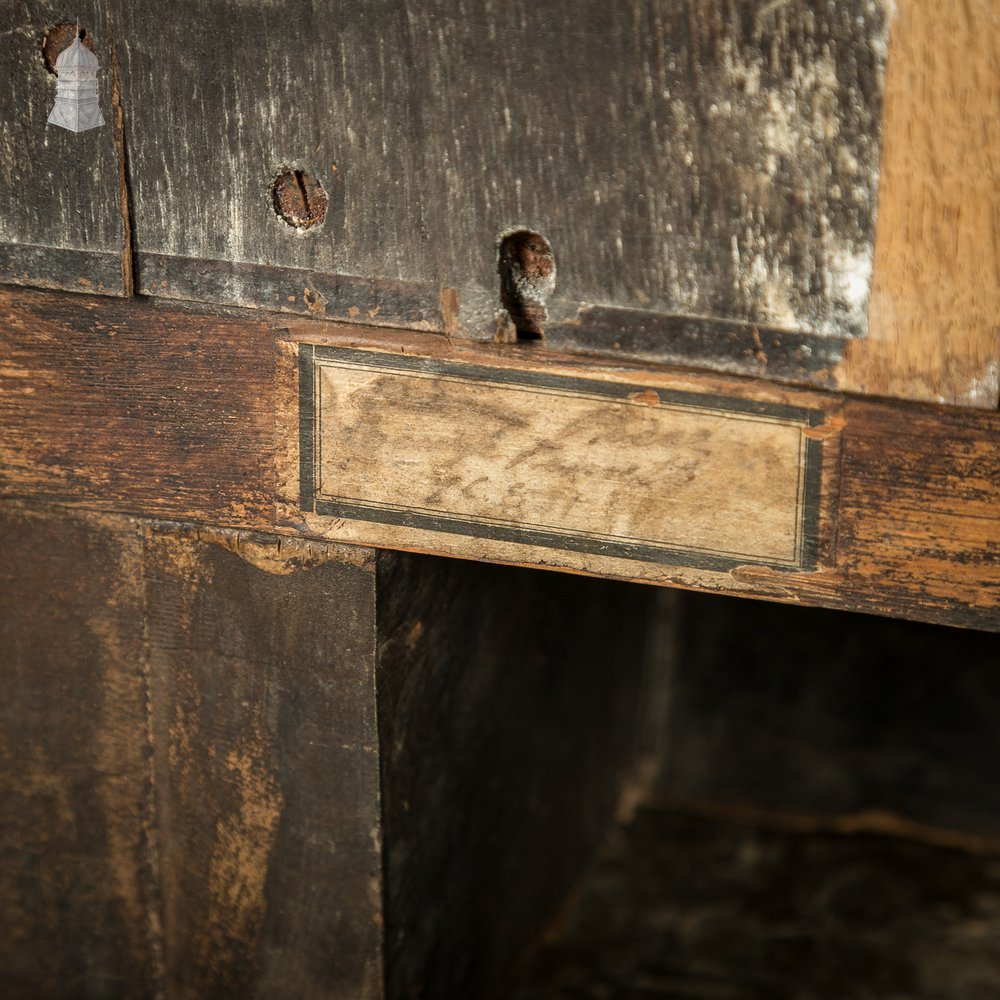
[271,168,328,230]
[42,24,94,75]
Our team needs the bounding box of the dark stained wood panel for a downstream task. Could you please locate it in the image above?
[376,551,657,999]
[141,527,384,1000]
[0,507,386,998]
[0,4,127,295]
[0,504,662,996]
[514,808,1000,999]
[113,0,430,319]
[113,1,887,377]
[407,0,887,343]
[0,506,157,1000]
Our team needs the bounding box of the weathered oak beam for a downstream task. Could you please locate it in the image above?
[1,287,996,630]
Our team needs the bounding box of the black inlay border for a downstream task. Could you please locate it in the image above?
[299,346,827,573]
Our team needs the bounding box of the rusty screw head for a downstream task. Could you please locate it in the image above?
[271,169,328,230]
[507,232,555,283]
[42,24,94,75]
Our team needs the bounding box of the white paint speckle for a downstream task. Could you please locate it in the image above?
[832,248,872,312]
[961,360,1000,408]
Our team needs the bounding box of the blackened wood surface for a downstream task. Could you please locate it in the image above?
[0,506,385,999]
[543,309,850,388]
[658,593,1000,837]
[141,527,383,1000]
[113,1,885,358]
[113,0,428,319]
[0,5,126,294]
[0,506,156,999]
[405,0,886,344]
[376,552,658,999]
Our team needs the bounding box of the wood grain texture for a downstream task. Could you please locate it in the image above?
[0,4,127,295]
[376,551,658,1000]
[1,287,996,630]
[836,399,999,624]
[838,0,1000,408]
[0,504,660,996]
[4,2,996,405]
[302,345,826,571]
[404,0,886,342]
[283,325,999,631]
[113,0,426,297]
[0,506,385,999]
[0,292,276,525]
[0,506,158,1000]
[141,526,384,1000]
[111,1,885,364]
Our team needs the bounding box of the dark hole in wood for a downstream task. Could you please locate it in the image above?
[498,230,556,340]
[42,24,94,75]
[271,168,329,230]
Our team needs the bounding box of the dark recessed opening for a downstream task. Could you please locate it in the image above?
[42,24,94,75]
[498,229,556,340]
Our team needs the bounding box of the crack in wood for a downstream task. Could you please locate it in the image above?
[108,25,136,298]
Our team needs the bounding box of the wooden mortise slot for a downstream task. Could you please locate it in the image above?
[498,230,556,340]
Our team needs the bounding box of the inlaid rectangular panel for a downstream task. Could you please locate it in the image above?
[299,346,825,573]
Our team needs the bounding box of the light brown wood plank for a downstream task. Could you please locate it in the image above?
[0,287,996,630]
[837,0,1000,407]
[302,345,825,571]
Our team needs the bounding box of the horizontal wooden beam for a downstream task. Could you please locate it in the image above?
[0,287,996,630]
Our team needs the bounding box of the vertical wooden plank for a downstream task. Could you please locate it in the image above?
[0,4,128,294]
[407,0,887,346]
[141,527,384,999]
[0,506,157,999]
[376,552,659,999]
[839,0,1000,408]
[113,0,437,327]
